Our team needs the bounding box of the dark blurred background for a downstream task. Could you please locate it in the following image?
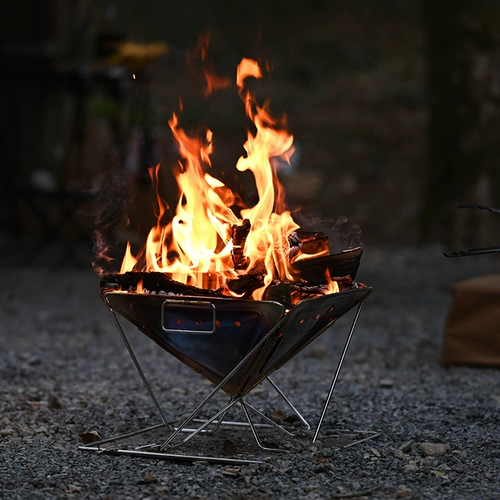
[1,0,500,267]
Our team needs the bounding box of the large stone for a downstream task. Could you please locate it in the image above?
[419,442,450,457]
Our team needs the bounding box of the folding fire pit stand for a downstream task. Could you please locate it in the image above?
[79,281,375,464]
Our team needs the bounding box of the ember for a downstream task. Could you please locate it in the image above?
[102,57,362,306]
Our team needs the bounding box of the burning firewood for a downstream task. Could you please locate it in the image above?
[100,272,222,296]
[262,280,292,308]
[289,276,355,304]
[231,219,251,270]
[101,264,357,308]
[291,246,363,284]
[226,273,264,296]
[288,230,330,263]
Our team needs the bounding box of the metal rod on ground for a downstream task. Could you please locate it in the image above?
[243,400,295,437]
[80,422,166,447]
[79,446,262,465]
[240,401,288,452]
[162,398,241,449]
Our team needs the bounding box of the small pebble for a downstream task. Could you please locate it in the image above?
[379,378,394,388]
[399,440,413,452]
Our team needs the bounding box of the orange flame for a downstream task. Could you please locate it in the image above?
[190,32,231,97]
[120,241,138,274]
[120,58,337,299]
[325,268,340,295]
[235,58,297,297]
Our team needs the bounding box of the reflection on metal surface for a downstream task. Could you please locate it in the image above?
[103,286,371,397]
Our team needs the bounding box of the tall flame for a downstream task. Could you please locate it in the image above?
[120,58,328,298]
[189,32,231,97]
[235,58,298,297]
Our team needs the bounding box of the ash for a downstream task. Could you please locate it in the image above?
[0,246,499,500]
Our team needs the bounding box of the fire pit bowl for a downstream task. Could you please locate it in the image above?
[103,292,284,394]
[103,284,371,397]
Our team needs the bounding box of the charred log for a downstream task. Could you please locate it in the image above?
[262,280,292,309]
[288,230,330,262]
[226,273,264,297]
[289,276,352,304]
[100,272,223,296]
[231,218,251,270]
[291,275,352,292]
[247,259,266,277]
[291,246,363,283]
[227,276,353,307]
[99,247,361,307]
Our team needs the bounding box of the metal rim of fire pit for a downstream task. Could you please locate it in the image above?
[79,282,376,464]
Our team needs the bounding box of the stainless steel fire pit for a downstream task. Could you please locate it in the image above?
[83,53,377,463]
[80,249,374,463]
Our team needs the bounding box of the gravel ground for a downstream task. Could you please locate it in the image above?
[1,245,499,499]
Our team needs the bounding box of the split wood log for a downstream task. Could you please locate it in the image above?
[288,230,330,262]
[100,272,223,296]
[263,280,292,309]
[231,218,251,270]
[291,246,363,283]
[226,273,264,297]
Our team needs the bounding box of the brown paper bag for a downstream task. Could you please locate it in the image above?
[441,274,500,367]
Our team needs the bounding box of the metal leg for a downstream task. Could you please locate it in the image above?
[162,398,240,449]
[203,405,231,435]
[155,318,287,449]
[164,397,297,452]
[266,377,311,429]
[240,401,291,452]
[107,305,171,429]
[81,422,167,448]
[155,365,240,447]
[242,401,295,438]
[312,302,363,443]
